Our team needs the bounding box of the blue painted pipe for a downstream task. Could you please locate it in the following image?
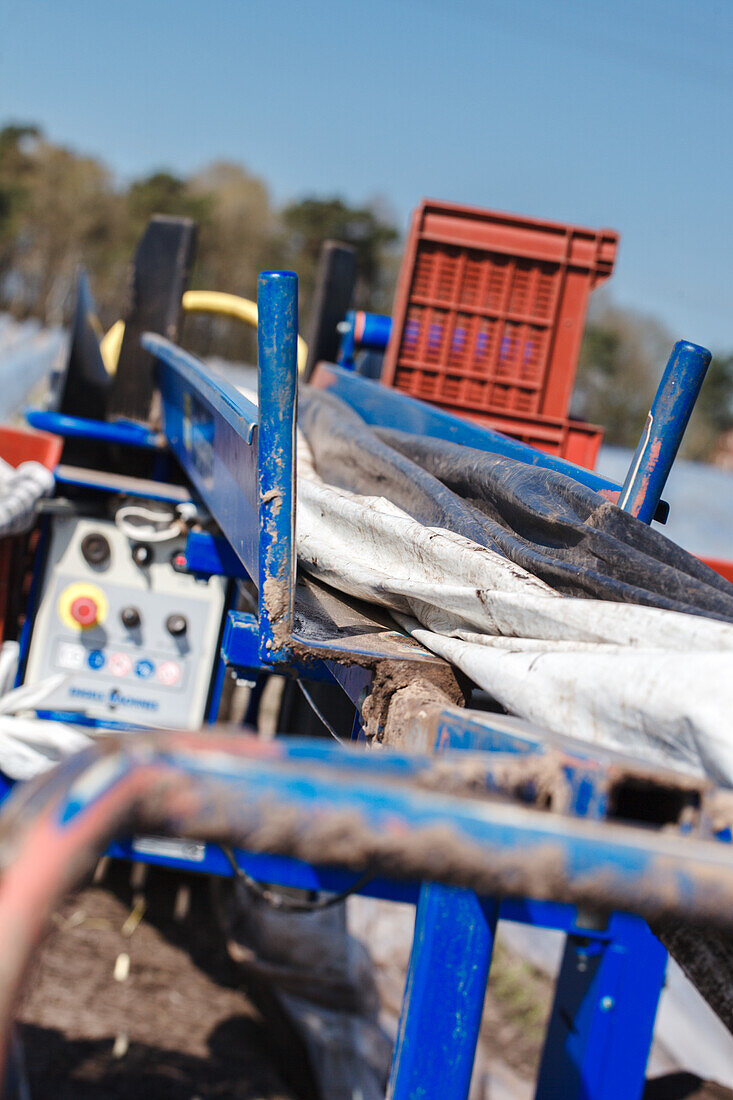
[619,340,711,523]
[25,409,161,449]
[337,310,392,369]
[354,310,392,350]
[257,271,298,661]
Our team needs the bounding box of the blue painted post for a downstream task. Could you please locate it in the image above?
[535,914,667,1100]
[562,342,710,1098]
[257,271,298,665]
[619,340,711,523]
[388,885,499,1100]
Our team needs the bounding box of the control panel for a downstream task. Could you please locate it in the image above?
[23,513,227,728]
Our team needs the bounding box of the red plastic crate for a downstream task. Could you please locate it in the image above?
[0,425,62,643]
[462,408,604,470]
[381,200,618,426]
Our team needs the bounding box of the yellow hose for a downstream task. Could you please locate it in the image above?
[99,290,308,375]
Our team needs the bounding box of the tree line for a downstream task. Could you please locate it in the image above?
[1,123,730,460]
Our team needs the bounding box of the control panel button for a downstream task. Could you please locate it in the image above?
[132,543,152,567]
[57,642,85,670]
[120,606,142,629]
[108,652,133,677]
[170,551,188,573]
[156,660,181,686]
[70,595,100,627]
[81,533,111,567]
[58,583,107,632]
[87,650,106,671]
[166,613,188,637]
[135,659,155,680]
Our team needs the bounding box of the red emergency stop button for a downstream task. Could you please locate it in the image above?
[58,583,108,631]
[70,595,99,627]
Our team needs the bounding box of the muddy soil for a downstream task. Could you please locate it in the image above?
[16,861,317,1099]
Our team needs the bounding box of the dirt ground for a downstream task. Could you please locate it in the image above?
[16,861,317,1100]
[12,855,733,1100]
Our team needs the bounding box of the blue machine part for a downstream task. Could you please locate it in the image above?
[337,309,392,370]
[147,332,260,577]
[535,915,667,1100]
[183,531,249,579]
[26,409,162,450]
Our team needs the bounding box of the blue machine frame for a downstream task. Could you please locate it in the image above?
[19,272,722,1098]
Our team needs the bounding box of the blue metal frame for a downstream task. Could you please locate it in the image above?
[17,271,718,1099]
[535,914,666,1100]
[388,887,500,1099]
[144,294,722,1099]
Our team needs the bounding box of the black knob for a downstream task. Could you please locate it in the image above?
[120,606,141,629]
[166,613,187,637]
[81,533,111,567]
[132,543,152,567]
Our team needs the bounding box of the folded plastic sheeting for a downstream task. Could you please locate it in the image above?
[0,459,54,537]
[0,648,91,779]
[297,388,733,785]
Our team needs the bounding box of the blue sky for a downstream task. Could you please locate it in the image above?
[3,0,732,349]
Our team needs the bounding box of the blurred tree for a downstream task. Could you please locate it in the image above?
[281,196,399,316]
[0,125,42,297]
[576,302,733,461]
[182,161,276,362]
[0,126,122,323]
[126,171,210,238]
[575,304,672,447]
[684,352,733,460]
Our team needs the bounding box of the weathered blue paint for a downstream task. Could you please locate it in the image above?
[184,531,249,579]
[388,886,499,1100]
[148,332,260,580]
[536,914,667,1100]
[221,610,333,682]
[26,409,162,449]
[313,363,625,497]
[619,340,711,523]
[257,271,298,665]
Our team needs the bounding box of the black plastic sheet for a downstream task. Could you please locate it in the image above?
[299,388,733,622]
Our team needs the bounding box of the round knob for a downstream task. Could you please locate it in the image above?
[165,613,187,637]
[120,606,141,629]
[81,532,111,567]
[70,595,99,628]
[132,543,152,567]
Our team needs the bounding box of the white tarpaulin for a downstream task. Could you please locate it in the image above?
[295,430,733,785]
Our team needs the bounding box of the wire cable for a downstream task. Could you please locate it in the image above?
[222,846,373,913]
[295,679,347,746]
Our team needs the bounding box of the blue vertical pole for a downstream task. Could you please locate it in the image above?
[388,885,499,1100]
[535,341,696,1098]
[257,271,298,665]
[618,340,711,523]
[535,914,667,1100]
